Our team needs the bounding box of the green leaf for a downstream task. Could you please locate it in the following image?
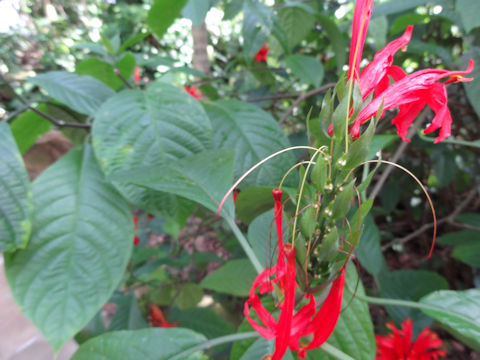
[420,289,480,349]
[76,55,135,90]
[372,0,429,17]
[456,0,480,33]
[278,5,315,51]
[71,328,207,360]
[109,293,148,331]
[236,186,288,224]
[182,0,212,26]
[118,32,151,53]
[366,134,398,160]
[317,14,346,76]
[242,0,273,58]
[431,145,457,188]
[0,122,33,252]
[29,71,115,116]
[223,0,244,20]
[203,100,295,187]
[378,270,449,334]
[10,104,52,154]
[240,338,273,360]
[200,259,256,296]
[92,81,213,216]
[367,16,388,50]
[148,0,189,41]
[111,149,235,218]
[451,242,480,267]
[437,229,480,246]
[4,145,133,351]
[174,283,204,310]
[461,48,480,118]
[286,54,324,87]
[355,215,387,276]
[308,266,375,360]
[169,307,234,339]
[247,209,282,267]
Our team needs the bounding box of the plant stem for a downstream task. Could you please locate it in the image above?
[355,293,479,328]
[321,343,356,360]
[169,332,260,360]
[226,216,264,274]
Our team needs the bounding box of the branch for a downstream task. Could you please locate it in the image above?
[381,186,479,251]
[368,110,427,200]
[114,68,133,89]
[279,83,336,123]
[1,73,91,129]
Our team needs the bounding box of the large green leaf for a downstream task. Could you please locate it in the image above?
[10,104,52,154]
[169,307,234,339]
[0,122,33,252]
[379,270,449,334]
[111,149,235,218]
[76,54,136,90]
[372,0,429,17]
[71,328,207,360]
[182,0,213,26]
[29,71,115,116]
[461,48,480,118]
[420,289,480,349]
[307,266,375,360]
[247,209,283,268]
[4,145,133,350]
[242,0,273,58]
[355,215,387,276]
[92,81,213,216]
[456,0,480,33]
[200,259,256,296]
[147,0,188,40]
[317,14,346,76]
[203,100,295,187]
[109,292,148,331]
[286,54,324,87]
[278,4,315,51]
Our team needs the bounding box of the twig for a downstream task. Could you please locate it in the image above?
[279,83,336,123]
[1,74,91,129]
[114,68,133,89]
[247,92,303,102]
[381,186,479,251]
[368,110,427,200]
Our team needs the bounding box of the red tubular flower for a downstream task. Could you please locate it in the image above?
[350,59,474,143]
[244,189,346,359]
[233,188,240,206]
[348,0,374,81]
[255,43,269,63]
[184,85,203,100]
[376,319,446,360]
[358,26,413,99]
[133,66,141,83]
[133,214,140,246]
[149,304,178,328]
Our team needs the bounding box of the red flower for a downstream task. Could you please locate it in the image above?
[376,319,446,360]
[358,25,413,99]
[351,59,474,143]
[149,304,178,328]
[244,189,346,359]
[133,214,140,246]
[232,188,240,205]
[133,66,141,83]
[255,43,269,63]
[348,0,374,81]
[184,85,202,100]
